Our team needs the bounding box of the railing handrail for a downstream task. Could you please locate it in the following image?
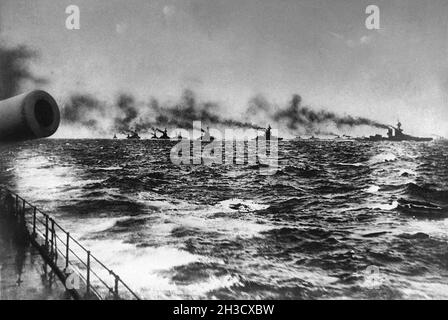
[0,186,140,300]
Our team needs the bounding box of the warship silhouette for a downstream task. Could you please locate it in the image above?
[255,125,283,141]
[361,122,432,142]
[126,130,141,140]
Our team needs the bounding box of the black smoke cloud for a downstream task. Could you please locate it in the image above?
[0,43,47,100]
[115,94,139,132]
[61,89,262,134]
[60,90,389,136]
[273,94,389,133]
[152,90,262,130]
[246,94,389,135]
[62,93,142,134]
[61,93,105,129]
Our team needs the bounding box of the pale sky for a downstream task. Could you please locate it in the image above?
[1,0,447,136]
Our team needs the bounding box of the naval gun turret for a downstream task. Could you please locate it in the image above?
[0,91,60,142]
[156,128,170,140]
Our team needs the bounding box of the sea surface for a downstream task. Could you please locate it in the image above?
[1,139,448,299]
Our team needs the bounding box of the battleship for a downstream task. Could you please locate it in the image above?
[114,125,281,142]
[360,122,433,142]
[255,125,283,141]
[152,128,184,141]
[126,130,141,140]
[156,128,170,140]
[115,128,185,141]
[115,122,432,143]
[198,126,215,142]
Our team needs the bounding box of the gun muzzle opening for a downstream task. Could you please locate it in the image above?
[34,99,55,128]
[0,90,60,142]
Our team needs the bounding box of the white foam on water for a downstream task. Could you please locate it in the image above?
[400,280,448,299]
[169,214,273,239]
[369,153,397,164]
[132,196,275,239]
[167,198,275,238]
[176,274,241,299]
[368,201,399,211]
[96,166,123,171]
[57,211,240,298]
[135,191,194,211]
[403,219,448,239]
[336,162,365,167]
[66,216,126,239]
[137,272,241,299]
[80,238,239,299]
[136,193,269,216]
[86,240,204,272]
[365,185,380,193]
[215,198,270,212]
[12,152,107,202]
[398,169,417,176]
[292,268,339,287]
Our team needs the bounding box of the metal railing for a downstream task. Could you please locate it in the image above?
[0,187,140,300]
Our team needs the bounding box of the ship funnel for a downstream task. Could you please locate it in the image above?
[0,90,60,142]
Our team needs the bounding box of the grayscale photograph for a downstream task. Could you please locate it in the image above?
[0,0,447,307]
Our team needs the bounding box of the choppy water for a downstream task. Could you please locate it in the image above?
[1,139,448,299]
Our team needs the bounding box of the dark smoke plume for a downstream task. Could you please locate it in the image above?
[273,94,389,132]
[60,90,388,136]
[131,89,261,131]
[62,93,105,129]
[61,89,262,134]
[153,90,261,130]
[114,93,139,132]
[0,43,47,100]
[62,93,142,133]
[246,95,272,117]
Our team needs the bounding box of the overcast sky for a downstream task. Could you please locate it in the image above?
[1,0,447,136]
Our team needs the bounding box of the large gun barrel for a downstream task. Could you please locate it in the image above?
[0,90,60,142]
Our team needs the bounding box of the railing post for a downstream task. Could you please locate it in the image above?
[32,207,36,237]
[114,275,120,300]
[45,215,49,249]
[50,219,55,258]
[21,199,26,228]
[65,233,70,269]
[86,251,91,295]
[0,190,138,300]
[15,195,19,217]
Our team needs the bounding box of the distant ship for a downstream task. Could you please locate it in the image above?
[332,135,355,142]
[198,127,215,142]
[126,131,141,140]
[149,128,185,141]
[176,132,186,141]
[255,125,283,141]
[362,122,432,142]
[156,128,171,140]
